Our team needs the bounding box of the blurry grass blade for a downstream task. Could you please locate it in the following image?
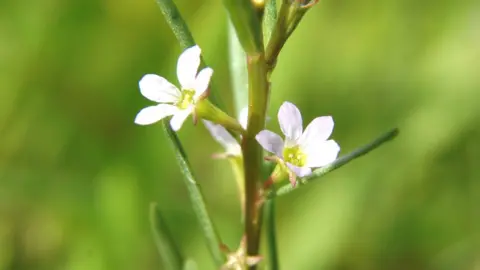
[228,20,248,117]
[223,0,264,54]
[155,0,194,49]
[264,199,279,270]
[162,121,226,266]
[263,0,277,44]
[155,0,224,110]
[267,128,400,198]
[150,202,183,270]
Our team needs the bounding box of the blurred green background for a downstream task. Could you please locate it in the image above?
[1,0,479,269]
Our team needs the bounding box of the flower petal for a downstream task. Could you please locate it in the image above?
[278,102,303,144]
[255,130,284,157]
[298,116,334,148]
[177,45,201,89]
[286,163,312,177]
[193,67,213,99]
[304,140,340,167]
[139,74,181,103]
[203,120,241,156]
[170,107,192,131]
[238,107,249,129]
[134,104,177,125]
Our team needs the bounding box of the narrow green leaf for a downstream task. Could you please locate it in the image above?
[267,128,400,198]
[154,0,194,49]
[264,199,279,270]
[150,202,183,270]
[162,122,226,266]
[223,0,264,54]
[263,0,278,44]
[228,20,248,117]
[155,0,224,110]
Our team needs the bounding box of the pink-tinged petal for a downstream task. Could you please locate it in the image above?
[286,163,312,177]
[203,120,241,156]
[238,107,249,129]
[193,67,213,99]
[139,74,181,103]
[170,107,192,131]
[278,102,303,144]
[304,140,340,167]
[134,104,177,125]
[298,116,334,148]
[255,130,284,157]
[177,45,201,89]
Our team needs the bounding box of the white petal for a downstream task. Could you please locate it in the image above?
[134,104,177,125]
[278,102,303,144]
[255,130,284,157]
[177,45,201,89]
[193,67,213,100]
[286,163,312,177]
[203,120,241,155]
[139,74,181,103]
[304,140,340,167]
[170,107,192,131]
[238,107,249,129]
[298,116,334,148]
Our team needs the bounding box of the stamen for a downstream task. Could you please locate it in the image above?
[177,89,196,109]
[282,145,307,167]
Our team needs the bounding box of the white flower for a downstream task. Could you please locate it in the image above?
[255,101,340,178]
[203,107,249,157]
[134,45,213,131]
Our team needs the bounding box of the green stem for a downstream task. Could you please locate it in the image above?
[242,52,270,266]
[265,1,309,71]
[155,0,224,110]
[162,122,226,266]
[267,128,400,198]
[223,1,269,267]
[196,99,245,134]
[149,203,183,270]
[265,200,279,270]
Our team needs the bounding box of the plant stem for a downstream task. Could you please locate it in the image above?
[265,1,309,72]
[162,122,226,266]
[265,199,279,270]
[223,1,269,267]
[242,52,270,267]
[266,128,400,198]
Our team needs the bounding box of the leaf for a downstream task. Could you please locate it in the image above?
[161,122,226,266]
[150,202,183,270]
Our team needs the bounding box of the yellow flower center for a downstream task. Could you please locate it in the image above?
[177,89,195,110]
[283,145,307,167]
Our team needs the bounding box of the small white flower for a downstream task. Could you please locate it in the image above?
[134,45,213,131]
[203,107,249,157]
[256,101,340,178]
